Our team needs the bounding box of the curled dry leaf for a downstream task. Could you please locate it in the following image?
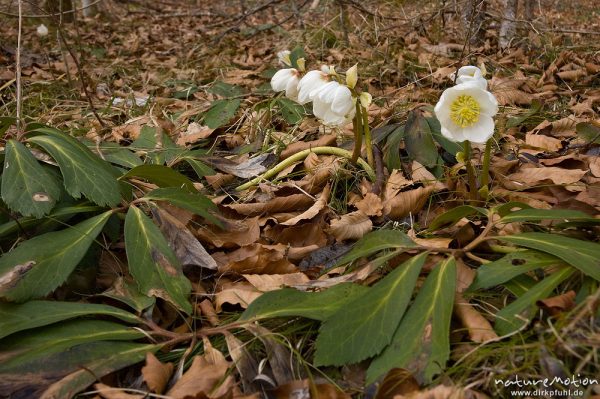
[272,379,351,399]
[354,192,383,217]
[506,166,587,189]
[141,352,174,394]
[411,161,446,191]
[94,383,144,399]
[393,384,488,399]
[197,216,260,248]
[215,243,298,275]
[537,290,576,316]
[384,169,412,200]
[243,273,310,291]
[383,185,435,220]
[329,211,373,241]
[529,117,579,138]
[224,193,314,216]
[205,153,270,178]
[525,133,562,152]
[281,184,330,226]
[264,218,328,248]
[176,122,215,145]
[244,323,296,386]
[215,281,262,312]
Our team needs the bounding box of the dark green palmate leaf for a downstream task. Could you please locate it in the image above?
[314,253,427,366]
[0,300,140,339]
[336,230,418,266]
[125,206,192,313]
[469,250,563,291]
[0,319,144,371]
[143,187,220,225]
[204,99,241,129]
[495,267,574,335]
[120,164,196,191]
[27,128,121,207]
[2,140,62,218]
[367,257,456,384]
[0,211,112,302]
[277,97,305,124]
[404,109,439,168]
[240,283,368,322]
[500,233,600,281]
[0,340,158,399]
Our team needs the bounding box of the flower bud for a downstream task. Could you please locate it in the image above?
[359,92,372,108]
[346,64,358,89]
[37,24,48,37]
[296,57,306,72]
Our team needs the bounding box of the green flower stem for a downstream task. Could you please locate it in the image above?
[351,101,362,164]
[235,146,376,191]
[463,141,479,202]
[479,138,493,199]
[361,104,374,169]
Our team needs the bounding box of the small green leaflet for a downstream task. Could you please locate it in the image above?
[367,257,456,384]
[2,140,62,218]
[500,233,600,281]
[27,129,120,207]
[0,211,113,302]
[125,206,192,313]
[495,267,574,335]
[314,253,427,366]
[239,283,369,322]
[204,99,241,129]
[0,319,144,372]
[469,250,563,291]
[143,187,220,225]
[130,126,183,165]
[0,300,139,339]
[277,98,305,124]
[336,230,418,266]
[120,164,196,191]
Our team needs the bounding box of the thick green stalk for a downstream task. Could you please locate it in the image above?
[361,104,374,169]
[235,146,375,191]
[351,101,362,164]
[479,138,493,199]
[463,141,478,202]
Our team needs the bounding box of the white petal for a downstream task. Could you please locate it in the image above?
[322,109,346,126]
[461,116,495,144]
[458,66,483,79]
[285,75,300,100]
[271,69,295,92]
[457,76,488,89]
[298,70,328,104]
[330,85,353,115]
[316,81,340,103]
[312,98,329,119]
[440,123,467,143]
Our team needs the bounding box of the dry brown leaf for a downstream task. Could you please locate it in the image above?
[537,290,576,316]
[207,154,269,179]
[94,383,143,399]
[141,353,173,394]
[411,161,446,191]
[587,156,600,177]
[216,243,298,275]
[243,273,310,291]
[506,166,587,188]
[272,379,351,399]
[525,133,562,152]
[176,122,214,145]
[529,117,579,137]
[264,219,328,247]
[454,293,498,343]
[556,69,587,81]
[224,193,313,216]
[224,332,259,393]
[374,368,420,399]
[281,185,330,225]
[214,281,262,312]
[393,384,487,399]
[329,211,373,241]
[280,134,337,159]
[354,192,384,217]
[383,185,435,220]
[197,216,260,248]
[384,169,412,200]
[167,341,234,399]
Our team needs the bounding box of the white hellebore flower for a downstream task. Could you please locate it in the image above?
[297,69,330,104]
[271,68,300,101]
[434,82,498,144]
[451,66,487,89]
[37,24,49,37]
[312,81,355,126]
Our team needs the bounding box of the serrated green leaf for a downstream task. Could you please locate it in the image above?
[125,206,192,313]
[336,230,418,266]
[277,97,305,124]
[0,320,144,372]
[469,250,563,291]
[427,205,486,231]
[27,129,120,207]
[204,99,241,129]
[100,277,156,312]
[500,233,600,281]
[367,257,456,384]
[0,340,157,399]
[495,267,574,335]
[95,142,143,168]
[0,211,112,301]
[499,208,594,224]
[0,300,140,339]
[143,187,220,225]
[2,140,62,218]
[208,81,245,98]
[404,109,439,168]
[240,283,368,321]
[315,252,427,366]
[120,164,196,191]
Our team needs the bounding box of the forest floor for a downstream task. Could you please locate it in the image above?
[1,0,600,398]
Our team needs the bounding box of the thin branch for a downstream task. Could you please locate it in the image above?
[0,0,103,18]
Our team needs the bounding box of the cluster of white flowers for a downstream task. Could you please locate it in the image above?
[434,66,498,144]
[270,51,359,127]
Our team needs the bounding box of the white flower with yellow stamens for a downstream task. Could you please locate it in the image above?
[451,65,487,89]
[434,82,498,144]
[271,68,301,101]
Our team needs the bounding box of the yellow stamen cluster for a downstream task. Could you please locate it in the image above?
[450,95,480,128]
